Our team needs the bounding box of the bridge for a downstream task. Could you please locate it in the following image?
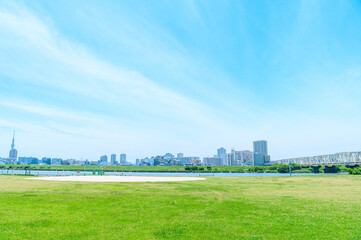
[272,152,361,166]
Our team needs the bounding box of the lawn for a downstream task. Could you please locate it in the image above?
[0,175,361,239]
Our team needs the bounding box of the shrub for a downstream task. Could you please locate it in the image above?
[291,163,302,170]
[277,165,289,173]
[247,166,265,173]
[248,167,255,173]
[269,164,278,170]
[352,167,361,175]
[347,167,361,175]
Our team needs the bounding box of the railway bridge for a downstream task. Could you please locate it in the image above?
[272,152,361,166]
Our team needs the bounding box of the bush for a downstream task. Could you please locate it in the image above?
[269,164,278,170]
[248,166,264,173]
[248,167,255,173]
[291,163,302,170]
[348,167,361,175]
[277,165,289,173]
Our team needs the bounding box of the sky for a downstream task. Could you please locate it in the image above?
[1,0,361,162]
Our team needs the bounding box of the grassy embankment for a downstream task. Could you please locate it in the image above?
[1,175,361,239]
[0,164,349,173]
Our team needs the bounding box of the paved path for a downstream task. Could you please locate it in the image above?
[27,176,206,182]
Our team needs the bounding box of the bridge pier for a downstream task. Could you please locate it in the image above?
[345,164,359,169]
[311,165,321,173]
[324,165,338,173]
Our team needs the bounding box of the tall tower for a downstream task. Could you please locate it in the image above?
[11,131,15,150]
[253,140,270,166]
[9,131,18,163]
[111,154,117,165]
[120,153,127,165]
[253,140,268,155]
[217,147,226,166]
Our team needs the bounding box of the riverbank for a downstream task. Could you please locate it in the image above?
[0,169,348,177]
[0,164,349,173]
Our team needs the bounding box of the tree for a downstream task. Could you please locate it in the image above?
[349,167,361,175]
[291,163,301,170]
[277,165,289,173]
[269,164,279,170]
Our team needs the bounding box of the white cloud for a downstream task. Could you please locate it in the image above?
[0,2,245,160]
[1,1,360,161]
[0,3,233,128]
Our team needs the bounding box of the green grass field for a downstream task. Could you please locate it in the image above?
[1,175,361,239]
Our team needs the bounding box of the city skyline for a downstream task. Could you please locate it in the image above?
[1,1,361,161]
[0,131,266,164]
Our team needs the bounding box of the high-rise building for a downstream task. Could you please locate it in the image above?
[100,155,108,163]
[177,153,184,158]
[120,153,126,165]
[41,157,51,165]
[163,153,174,159]
[253,140,270,166]
[226,148,236,166]
[234,150,253,166]
[203,157,223,166]
[253,153,266,166]
[177,156,200,165]
[253,140,268,155]
[111,154,117,165]
[217,147,227,166]
[9,131,18,164]
[18,157,38,165]
[51,158,62,165]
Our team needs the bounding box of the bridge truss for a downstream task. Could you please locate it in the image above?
[273,152,361,166]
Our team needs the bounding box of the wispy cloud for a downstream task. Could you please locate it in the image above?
[1,0,361,160]
[0,2,244,159]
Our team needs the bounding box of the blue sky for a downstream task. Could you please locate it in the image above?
[1,0,361,161]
